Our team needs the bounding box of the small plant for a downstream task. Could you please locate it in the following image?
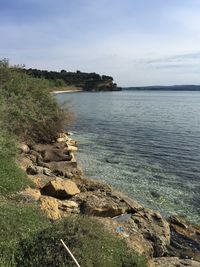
[15,216,147,267]
[0,61,72,143]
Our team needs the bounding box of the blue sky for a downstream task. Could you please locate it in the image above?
[1,0,200,86]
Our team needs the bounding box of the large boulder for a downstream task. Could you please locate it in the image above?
[41,177,80,199]
[73,191,129,217]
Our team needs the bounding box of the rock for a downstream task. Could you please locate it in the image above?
[67,145,78,152]
[153,257,200,267]
[131,209,170,257]
[169,215,188,229]
[43,167,54,177]
[168,215,200,261]
[40,196,61,220]
[150,191,161,199]
[73,191,129,217]
[26,165,53,177]
[69,152,76,163]
[72,176,111,192]
[58,200,80,214]
[67,140,77,146]
[97,217,154,259]
[57,133,69,142]
[26,165,43,175]
[41,177,80,199]
[48,161,79,177]
[42,149,72,162]
[18,143,30,153]
[18,156,33,171]
[59,200,78,209]
[19,187,41,202]
[109,191,143,212]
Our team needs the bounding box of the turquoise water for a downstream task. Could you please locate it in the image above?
[55,91,200,222]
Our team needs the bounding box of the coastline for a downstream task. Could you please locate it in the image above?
[18,132,200,266]
[52,89,83,94]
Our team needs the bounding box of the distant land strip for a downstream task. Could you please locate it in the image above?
[123,85,200,91]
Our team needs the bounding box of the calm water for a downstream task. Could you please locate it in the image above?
[55,91,200,222]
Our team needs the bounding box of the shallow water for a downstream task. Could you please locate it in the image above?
[55,91,200,222]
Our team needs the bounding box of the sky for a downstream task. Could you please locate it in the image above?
[1,0,200,86]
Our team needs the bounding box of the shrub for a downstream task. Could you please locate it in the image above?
[15,216,147,267]
[0,198,51,265]
[0,64,71,143]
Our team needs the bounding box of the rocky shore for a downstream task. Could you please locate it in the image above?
[18,133,200,267]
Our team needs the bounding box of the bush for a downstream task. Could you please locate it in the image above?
[15,216,147,267]
[0,198,51,265]
[0,64,71,143]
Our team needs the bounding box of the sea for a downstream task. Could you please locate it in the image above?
[55,90,200,223]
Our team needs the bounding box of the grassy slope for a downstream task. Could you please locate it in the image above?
[0,62,147,267]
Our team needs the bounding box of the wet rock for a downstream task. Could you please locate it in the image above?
[40,196,61,220]
[150,191,161,199]
[168,215,200,261]
[153,257,200,267]
[169,215,188,229]
[105,158,120,164]
[41,177,80,199]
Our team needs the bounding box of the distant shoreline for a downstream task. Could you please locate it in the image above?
[123,85,200,91]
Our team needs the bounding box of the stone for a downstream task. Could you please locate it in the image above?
[131,209,170,257]
[41,177,80,199]
[58,200,80,214]
[19,187,41,202]
[26,165,43,175]
[168,215,200,261]
[169,215,188,229]
[73,191,129,217]
[67,140,77,146]
[43,167,54,177]
[153,257,200,267]
[67,145,78,152]
[40,196,61,220]
[48,161,79,177]
[57,133,69,142]
[42,149,72,162]
[18,143,30,153]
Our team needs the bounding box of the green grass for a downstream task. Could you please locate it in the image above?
[0,157,33,197]
[15,216,147,267]
[0,198,51,265]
